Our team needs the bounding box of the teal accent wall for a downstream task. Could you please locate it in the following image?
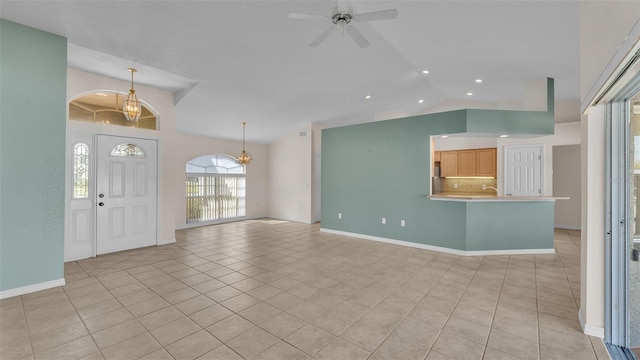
[466,202,554,251]
[321,79,555,252]
[0,20,67,291]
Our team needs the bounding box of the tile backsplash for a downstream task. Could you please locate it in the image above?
[442,178,497,194]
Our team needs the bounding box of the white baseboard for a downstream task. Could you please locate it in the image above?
[555,225,581,231]
[0,278,66,299]
[579,307,605,338]
[320,228,555,257]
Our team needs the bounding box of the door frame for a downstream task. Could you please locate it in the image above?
[65,130,96,261]
[604,70,640,354]
[64,131,160,261]
[95,134,159,255]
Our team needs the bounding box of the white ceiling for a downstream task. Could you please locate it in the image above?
[0,1,580,144]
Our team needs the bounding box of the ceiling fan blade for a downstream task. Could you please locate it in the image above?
[310,27,335,47]
[288,12,328,21]
[353,9,398,22]
[346,26,369,48]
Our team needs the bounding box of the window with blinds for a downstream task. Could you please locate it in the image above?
[185,154,246,223]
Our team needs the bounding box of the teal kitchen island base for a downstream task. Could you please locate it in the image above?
[322,196,565,257]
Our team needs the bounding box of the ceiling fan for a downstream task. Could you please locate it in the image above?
[288,2,398,48]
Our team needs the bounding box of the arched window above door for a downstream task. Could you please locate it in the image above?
[111,143,146,157]
[69,91,157,130]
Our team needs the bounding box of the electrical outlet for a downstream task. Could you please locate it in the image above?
[401,220,406,227]
[453,183,458,189]
[381,217,386,224]
[338,213,342,219]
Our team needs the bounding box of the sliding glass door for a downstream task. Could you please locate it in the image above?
[606,87,640,358]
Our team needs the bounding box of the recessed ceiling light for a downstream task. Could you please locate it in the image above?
[466,92,473,96]
[441,135,449,138]
[422,70,429,74]
[475,79,483,83]
[418,99,424,103]
[365,95,371,99]
[499,134,509,138]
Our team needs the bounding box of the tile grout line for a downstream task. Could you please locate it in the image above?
[535,247,544,360]
[480,255,509,360]
[19,295,38,360]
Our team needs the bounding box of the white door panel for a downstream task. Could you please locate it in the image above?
[505,145,542,197]
[65,131,94,261]
[96,135,157,255]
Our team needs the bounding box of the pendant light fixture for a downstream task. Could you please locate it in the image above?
[122,68,142,122]
[238,122,251,165]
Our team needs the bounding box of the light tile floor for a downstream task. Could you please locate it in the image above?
[0,220,610,360]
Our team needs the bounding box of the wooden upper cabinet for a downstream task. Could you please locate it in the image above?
[457,150,476,176]
[440,151,457,177]
[433,151,441,162]
[476,148,497,176]
[436,147,497,177]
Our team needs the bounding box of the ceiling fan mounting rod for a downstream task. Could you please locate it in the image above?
[331,12,352,25]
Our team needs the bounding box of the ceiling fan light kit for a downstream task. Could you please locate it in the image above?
[289,5,397,48]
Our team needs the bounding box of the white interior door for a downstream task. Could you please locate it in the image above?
[505,145,542,196]
[96,135,157,255]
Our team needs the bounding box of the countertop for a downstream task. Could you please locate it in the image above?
[429,193,569,202]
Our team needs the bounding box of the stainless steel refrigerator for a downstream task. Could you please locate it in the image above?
[432,165,443,194]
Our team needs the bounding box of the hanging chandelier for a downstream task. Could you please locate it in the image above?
[238,122,251,165]
[122,68,142,122]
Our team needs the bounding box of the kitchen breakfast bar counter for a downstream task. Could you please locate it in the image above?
[429,194,569,202]
[425,194,569,255]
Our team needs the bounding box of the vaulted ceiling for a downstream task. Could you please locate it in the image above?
[0,1,580,143]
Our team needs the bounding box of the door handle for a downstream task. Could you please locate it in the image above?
[98,202,104,207]
[99,194,104,198]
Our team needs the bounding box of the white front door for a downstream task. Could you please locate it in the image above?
[96,135,157,255]
[505,145,542,196]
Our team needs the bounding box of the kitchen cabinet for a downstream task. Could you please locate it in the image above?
[476,148,497,176]
[457,150,476,176]
[440,151,457,176]
[433,151,441,162]
[438,148,496,177]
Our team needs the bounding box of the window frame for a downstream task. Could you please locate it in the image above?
[185,154,247,224]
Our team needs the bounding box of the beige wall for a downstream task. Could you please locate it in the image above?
[580,2,640,102]
[67,68,269,240]
[174,133,268,229]
[497,122,581,196]
[579,2,640,337]
[553,145,581,229]
[67,68,178,245]
[580,106,607,337]
[267,125,313,223]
